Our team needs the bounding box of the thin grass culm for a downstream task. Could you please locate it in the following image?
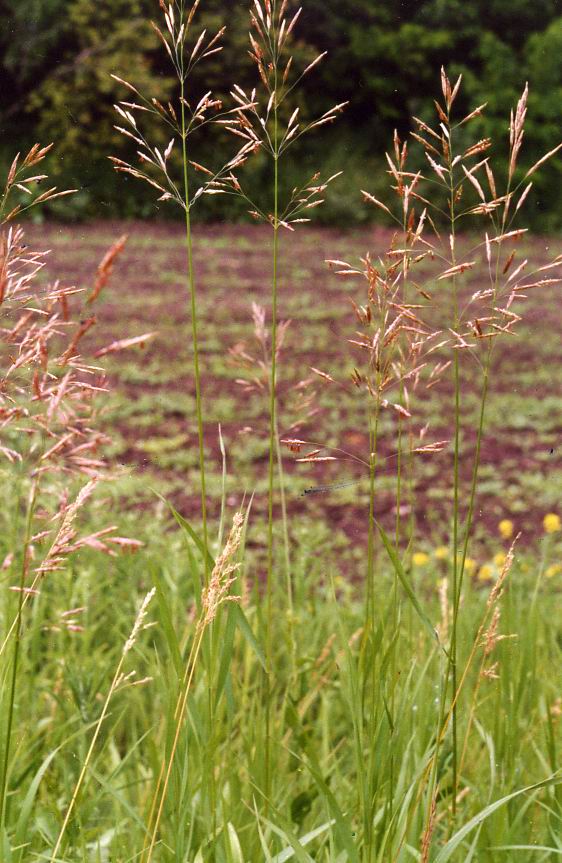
[224,0,345,803]
[49,588,156,862]
[111,4,256,852]
[111,1,255,583]
[142,511,243,863]
[295,69,561,857]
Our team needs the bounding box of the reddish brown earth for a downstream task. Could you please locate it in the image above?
[26,221,562,556]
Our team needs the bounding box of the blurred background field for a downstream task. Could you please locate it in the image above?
[2,0,560,574]
[26,221,562,575]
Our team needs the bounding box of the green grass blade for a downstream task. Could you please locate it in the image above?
[489,847,562,855]
[377,521,443,651]
[14,747,60,853]
[225,822,244,863]
[0,829,11,863]
[259,815,315,863]
[232,604,266,671]
[434,774,562,862]
[299,754,359,863]
[214,603,238,708]
[271,820,336,863]
[150,562,183,680]
[154,491,214,569]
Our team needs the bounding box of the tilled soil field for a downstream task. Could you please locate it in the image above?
[26,221,562,560]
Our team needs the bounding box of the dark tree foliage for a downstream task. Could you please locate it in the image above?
[0,0,69,141]
[0,0,560,226]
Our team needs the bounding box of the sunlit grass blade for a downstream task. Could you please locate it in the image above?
[377,522,444,652]
[270,821,336,863]
[434,774,562,862]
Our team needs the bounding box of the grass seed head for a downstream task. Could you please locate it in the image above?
[488,535,518,608]
[123,588,156,656]
[199,511,244,629]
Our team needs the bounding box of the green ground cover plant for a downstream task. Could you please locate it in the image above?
[0,1,561,861]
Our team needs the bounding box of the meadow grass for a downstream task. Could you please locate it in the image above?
[0,513,560,860]
[0,1,561,861]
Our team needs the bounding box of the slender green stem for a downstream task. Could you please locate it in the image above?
[274,419,295,676]
[445,114,462,819]
[388,428,400,828]
[363,398,380,861]
[388,218,411,834]
[422,110,462,839]
[180,88,209,578]
[450,336,461,814]
[180,76,216,846]
[395,422,403,548]
[0,482,37,829]
[438,115,504,827]
[456,362,490,600]
[365,400,380,640]
[448,144,511,819]
[265,72,280,806]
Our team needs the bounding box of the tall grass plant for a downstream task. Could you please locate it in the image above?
[0,3,560,861]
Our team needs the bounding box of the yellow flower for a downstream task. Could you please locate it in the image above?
[434,546,449,560]
[412,552,430,567]
[545,563,562,579]
[478,564,494,582]
[493,552,507,568]
[498,519,514,540]
[464,557,477,574]
[543,513,561,534]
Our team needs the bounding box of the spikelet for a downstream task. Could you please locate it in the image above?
[123,588,157,655]
[487,535,518,608]
[199,512,243,629]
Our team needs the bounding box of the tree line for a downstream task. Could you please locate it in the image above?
[1,0,560,227]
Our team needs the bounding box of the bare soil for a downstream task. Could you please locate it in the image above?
[26,221,562,553]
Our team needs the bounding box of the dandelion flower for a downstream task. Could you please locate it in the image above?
[478,564,494,583]
[413,552,430,566]
[545,563,562,579]
[464,557,477,574]
[543,513,561,534]
[498,519,514,540]
[434,545,449,560]
[493,552,507,568]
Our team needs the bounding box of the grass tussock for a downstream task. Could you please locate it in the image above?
[0,2,561,861]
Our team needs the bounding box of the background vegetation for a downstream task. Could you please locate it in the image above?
[1,0,561,227]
